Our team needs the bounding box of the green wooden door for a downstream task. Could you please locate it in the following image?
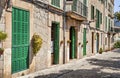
[12,7,29,73]
[52,22,60,64]
[96,33,99,53]
[83,28,86,56]
[70,27,76,59]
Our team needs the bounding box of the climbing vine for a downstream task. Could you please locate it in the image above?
[32,34,43,55]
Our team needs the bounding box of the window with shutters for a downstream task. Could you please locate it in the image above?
[91,5,94,20]
[108,18,111,31]
[105,16,107,31]
[96,9,100,28]
[96,9,102,29]
[100,13,102,24]
[12,7,29,73]
[51,0,60,7]
[84,0,87,5]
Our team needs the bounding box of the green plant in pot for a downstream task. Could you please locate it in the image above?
[0,48,4,55]
[99,48,103,54]
[32,33,43,55]
[0,31,7,55]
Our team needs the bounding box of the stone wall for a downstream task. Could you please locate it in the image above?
[33,5,50,71]
[0,6,5,78]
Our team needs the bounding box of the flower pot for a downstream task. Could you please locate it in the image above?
[0,50,3,55]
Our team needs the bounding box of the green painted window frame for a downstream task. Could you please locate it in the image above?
[91,5,94,20]
[51,0,60,8]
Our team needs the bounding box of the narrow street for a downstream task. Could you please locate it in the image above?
[19,49,120,78]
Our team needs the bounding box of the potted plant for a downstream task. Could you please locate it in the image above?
[0,31,7,55]
[67,40,71,43]
[99,48,103,54]
[81,44,83,47]
[0,31,7,41]
[60,40,64,46]
[32,33,43,55]
[78,42,81,45]
[0,48,4,55]
[86,41,88,43]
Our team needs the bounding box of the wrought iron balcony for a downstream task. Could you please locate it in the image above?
[66,0,88,18]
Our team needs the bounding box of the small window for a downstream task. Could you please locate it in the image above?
[51,0,60,7]
[91,5,94,20]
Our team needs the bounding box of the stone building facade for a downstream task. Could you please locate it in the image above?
[0,0,114,78]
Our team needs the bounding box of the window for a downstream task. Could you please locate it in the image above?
[100,13,102,24]
[105,38,107,45]
[51,0,60,7]
[91,5,94,20]
[101,33,102,45]
[96,9,100,28]
[108,18,110,31]
[105,0,107,8]
[84,0,87,5]
[105,16,107,31]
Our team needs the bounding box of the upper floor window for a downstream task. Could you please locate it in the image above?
[91,5,94,20]
[51,0,60,7]
[84,0,87,5]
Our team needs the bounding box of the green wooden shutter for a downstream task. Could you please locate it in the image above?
[96,9,100,28]
[84,0,87,5]
[70,27,76,59]
[100,13,102,24]
[108,19,110,31]
[91,5,94,20]
[96,34,99,52]
[105,16,107,31]
[83,28,86,56]
[12,7,29,73]
[53,22,60,64]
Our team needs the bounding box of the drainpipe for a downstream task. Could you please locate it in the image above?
[63,0,66,64]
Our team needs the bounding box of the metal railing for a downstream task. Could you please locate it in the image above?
[72,0,88,17]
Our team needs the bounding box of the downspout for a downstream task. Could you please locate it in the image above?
[63,0,66,64]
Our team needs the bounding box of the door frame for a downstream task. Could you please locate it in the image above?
[96,33,99,53]
[83,28,87,56]
[92,32,94,53]
[69,26,77,59]
[51,21,60,64]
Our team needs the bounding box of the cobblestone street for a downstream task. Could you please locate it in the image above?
[19,49,120,78]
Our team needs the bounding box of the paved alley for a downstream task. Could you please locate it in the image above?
[18,49,120,78]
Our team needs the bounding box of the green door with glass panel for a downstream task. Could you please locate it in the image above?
[12,7,29,73]
[83,28,86,56]
[52,22,60,64]
[70,27,76,59]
